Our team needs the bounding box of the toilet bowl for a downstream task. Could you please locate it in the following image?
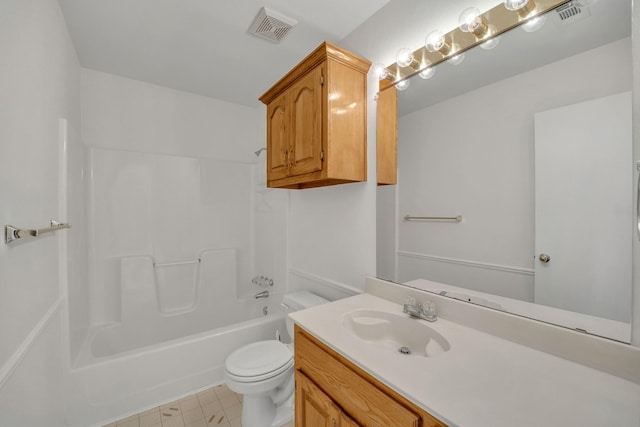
[224,291,329,427]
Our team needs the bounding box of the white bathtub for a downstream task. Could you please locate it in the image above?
[89,296,278,359]
[66,298,286,427]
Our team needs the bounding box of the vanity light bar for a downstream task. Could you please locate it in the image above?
[379,0,573,90]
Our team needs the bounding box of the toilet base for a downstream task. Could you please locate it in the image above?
[240,393,294,427]
[271,394,294,427]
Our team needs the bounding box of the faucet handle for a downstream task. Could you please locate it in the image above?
[405,296,416,306]
[423,301,437,320]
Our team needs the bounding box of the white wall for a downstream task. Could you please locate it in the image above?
[285,71,378,300]
[0,0,81,424]
[632,0,640,346]
[81,69,262,163]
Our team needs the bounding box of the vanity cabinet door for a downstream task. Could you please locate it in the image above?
[338,412,360,427]
[295,325,446,427]
[295,370,346,427]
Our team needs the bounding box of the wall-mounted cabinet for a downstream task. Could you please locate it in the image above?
[376,80,398,185]
[259,42,371,189]
[294,325,447,427]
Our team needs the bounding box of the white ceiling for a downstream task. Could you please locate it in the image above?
[58,0,628,113]
[58,0,390,108]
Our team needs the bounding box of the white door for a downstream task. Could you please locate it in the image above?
[534,92,632,322]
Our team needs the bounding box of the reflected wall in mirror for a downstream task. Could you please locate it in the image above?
[376,0,633,342]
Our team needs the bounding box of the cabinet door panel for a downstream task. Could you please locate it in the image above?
[295,370,341,427]
[339,411,361,427]
[296,327,428,427]
[267,92,289,181]
[290,66,323,176]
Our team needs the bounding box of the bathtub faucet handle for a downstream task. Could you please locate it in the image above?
[252,275,274,287]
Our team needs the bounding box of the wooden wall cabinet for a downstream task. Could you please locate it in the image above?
[376,80,398,185]
[259,42,371,189]
[294,326,447,427]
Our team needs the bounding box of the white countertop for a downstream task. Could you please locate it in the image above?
[289,293,640,427]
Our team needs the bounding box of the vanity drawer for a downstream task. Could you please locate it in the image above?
[295,325,446,427]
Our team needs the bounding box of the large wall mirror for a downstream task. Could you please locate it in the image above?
[376,0,633,342]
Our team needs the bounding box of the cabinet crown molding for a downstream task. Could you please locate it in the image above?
[259,41,371,105]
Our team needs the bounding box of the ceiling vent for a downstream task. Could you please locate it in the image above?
[555,1,591,24]
[249,7,297,43]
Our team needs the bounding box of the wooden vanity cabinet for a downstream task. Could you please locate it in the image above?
[296,370,360,427]
[259,42,371,189]
[294,326,447,427]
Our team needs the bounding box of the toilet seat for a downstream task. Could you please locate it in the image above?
[225,340,293,383]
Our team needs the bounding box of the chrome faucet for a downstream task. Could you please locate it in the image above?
[252,275,274,287]
[403,296,437,322]
[254,290,270,299]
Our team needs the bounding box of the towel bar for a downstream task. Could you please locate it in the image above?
[5,220,71,244]
[403,215,462,222]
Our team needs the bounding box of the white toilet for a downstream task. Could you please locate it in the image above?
[224,291,330,427]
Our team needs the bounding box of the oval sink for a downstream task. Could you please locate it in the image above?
[342,309,451,357]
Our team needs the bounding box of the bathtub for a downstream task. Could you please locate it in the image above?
[66,297,286,427]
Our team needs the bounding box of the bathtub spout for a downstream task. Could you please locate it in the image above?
[254,290,269,299]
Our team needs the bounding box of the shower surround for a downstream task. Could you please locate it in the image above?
[62,146,288,426]
[59,69,289,426]
[86,148,255,332]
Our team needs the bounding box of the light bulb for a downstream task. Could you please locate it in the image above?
[372,63,390,80]
[480,36,500,50]
[458,7,488,38]
[503,0,536,16]
[521,14,546,32]
[425,30,451,56]
[504,0,528,10]
[419,67,436,79]
[395,79,410,91]
[396,48,417,68]
[447,53,465,65]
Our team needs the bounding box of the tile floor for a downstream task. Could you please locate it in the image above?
[103,384,294,427]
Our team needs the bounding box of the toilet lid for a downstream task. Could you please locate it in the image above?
[225,340,293,382]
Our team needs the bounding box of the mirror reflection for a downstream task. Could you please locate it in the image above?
[377,0,632,342]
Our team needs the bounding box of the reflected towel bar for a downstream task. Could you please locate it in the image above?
[404,215,462,222]
[153,259,201,268]
[5,220,71,244]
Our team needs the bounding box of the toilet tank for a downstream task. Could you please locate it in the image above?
[282,291,330,340]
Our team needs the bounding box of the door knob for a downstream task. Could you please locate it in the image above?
[538,253,551,263]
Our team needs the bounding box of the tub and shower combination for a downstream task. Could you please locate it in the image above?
[68,287,285,427]
[66,147,285,427]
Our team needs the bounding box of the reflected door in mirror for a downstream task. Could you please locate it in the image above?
[534,92,632,323]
